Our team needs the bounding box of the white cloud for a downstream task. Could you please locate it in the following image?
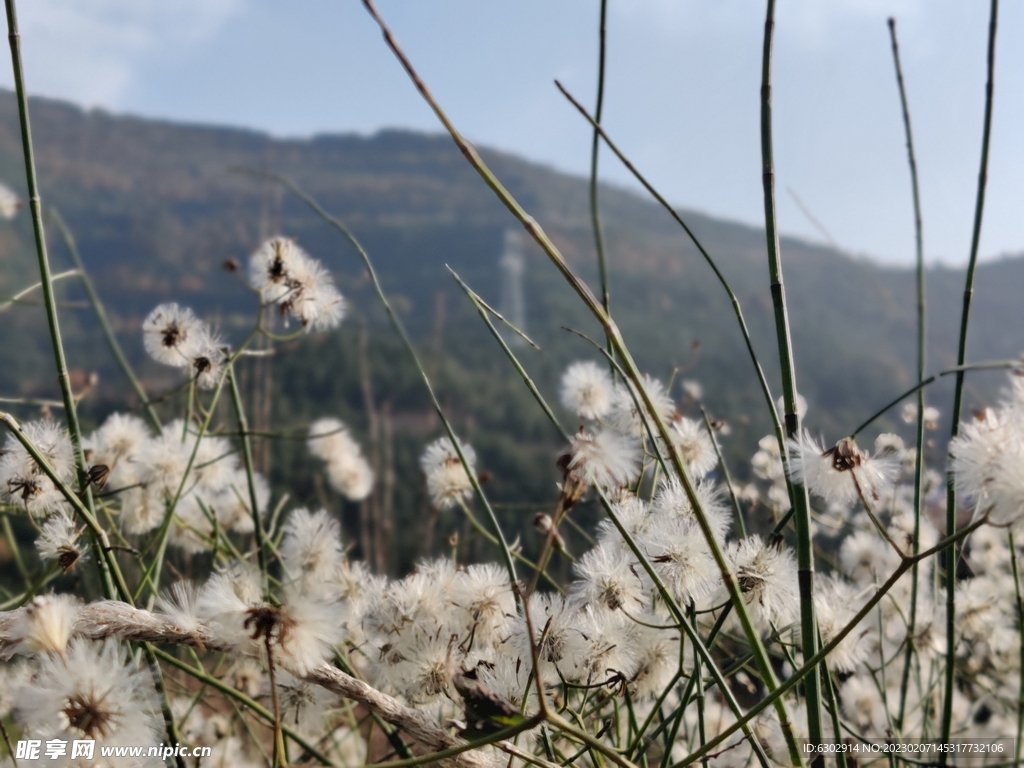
[1,0,244,106]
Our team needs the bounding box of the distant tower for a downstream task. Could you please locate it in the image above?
[498,229,527,346]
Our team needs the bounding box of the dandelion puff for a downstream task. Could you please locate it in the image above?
[666,416,717,478]
[449,563,515,651]
[249,237,305,298]
[274,669,336,738]
[814,575,869,673]
[157,581,202,635]
[197,565,264,647]
[566,426,641,491]
[84,412,150,482]
[627,623,681,699]
[6,594,80,658]
[420,436,476,509]
[563,605,637,685]
[0,419,74,517]
[36,510,88,572]
[280,507,344,588]
[787,433,898,506]
[950,402,1024,526]
[639,516,720,605]
[289,259,346,332]
[560,361,614,420]
[15,638,161,750]
[571,542,647,613]
[596,493,652,549]
[270,589,345,675]
[308,418,374,501]
[188,329,229,390]
[650,476,730,542]
[725,535,798,630]
[0,181,20,219]
[142,303,206,367]
[607,374,675,436]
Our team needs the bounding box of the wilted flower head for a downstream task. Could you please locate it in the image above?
[0,419,74,517]
[420,436,476,509]
[142,303,206,367]
[560,361,614,420]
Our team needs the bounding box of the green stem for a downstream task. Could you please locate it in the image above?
[888,16,926,733]
[227,364,269,592]
[589,0,611,325]
[49,209,161,430]
[759,0,821,753]
[700,406,746,538]
[941,1,998,757]
[3,0,118,601]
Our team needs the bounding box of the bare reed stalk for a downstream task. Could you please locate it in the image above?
[887,16,928,732]
[940,0,999,755]
[758,0,822,749]
[359,3,804,761]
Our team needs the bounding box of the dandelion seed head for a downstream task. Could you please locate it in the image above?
[567,427,641,491]
[667,416,717,478]
[142,303,206,367]
[36,510,87,572]
[281,507,344,589]
[560,361,614,420]
[571,543,646,613]
[420,436,476,509]
[726,535,798,631]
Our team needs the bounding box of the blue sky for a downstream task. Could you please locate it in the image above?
[3,1,1022,266]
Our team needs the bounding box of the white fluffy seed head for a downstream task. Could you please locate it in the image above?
[567,427,641,491]
[308,418,374,501]
[560,361,614,420]
[142,302,207,367]
[0,419,75,517]
[787,432,898,506]
[726,535,798,631]
[667,416,717,478]
[420,436,476,509]
[281,507,344,589]
[7,594,81,658]
[250,237,345,332]
[608,375,675,436]
[35,510,87,572]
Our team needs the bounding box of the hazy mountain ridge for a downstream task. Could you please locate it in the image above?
[0,91,1021,568]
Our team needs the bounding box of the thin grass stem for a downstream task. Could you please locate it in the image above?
[941,1,999,755]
